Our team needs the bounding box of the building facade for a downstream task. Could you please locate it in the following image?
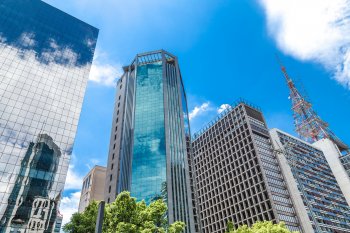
[313,139,350,207]
[104,50,196,232]
[270,129,350,232]
[192,102,306,233]
[340,153,350,177]
[0,0,98,232]
[52,213,63,233]
[78,165,106,213]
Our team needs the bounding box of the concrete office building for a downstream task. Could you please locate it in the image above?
[78,165,106,213]
[104,50,196,233]
[192,102,305,233]
[312,139,350,207]
[270,129,350,232]
[0,0,98,232]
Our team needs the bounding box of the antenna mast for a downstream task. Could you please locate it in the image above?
[277,57,348,151]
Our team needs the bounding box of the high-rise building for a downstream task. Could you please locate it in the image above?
[104,50,196,232]
[78,165,106,213]
[270,129,350,232]
[0,0,98,232]
[192,101,307,233]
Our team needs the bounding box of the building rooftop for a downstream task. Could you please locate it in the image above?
[192,98,261,140]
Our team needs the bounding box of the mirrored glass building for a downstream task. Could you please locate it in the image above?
[0,0,98,232]
[104,50,196,233]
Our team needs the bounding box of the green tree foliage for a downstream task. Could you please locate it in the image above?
[226,221,298,233]
[63,191,185,233]
[63,201,99,233]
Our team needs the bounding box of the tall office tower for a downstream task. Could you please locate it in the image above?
[0,1,98,232]
[278,62,350,206]
[270,129,350,233]
[78,165,106,213]
[192,101,308,233]
[104,50,196,232]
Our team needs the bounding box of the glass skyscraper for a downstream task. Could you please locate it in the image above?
[104,50,196,232]
[0,0,98,232]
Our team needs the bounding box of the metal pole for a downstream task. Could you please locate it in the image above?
[95,201,105,233]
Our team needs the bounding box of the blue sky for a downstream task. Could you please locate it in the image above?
[43,0,350,224]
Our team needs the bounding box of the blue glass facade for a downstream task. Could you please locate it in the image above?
[0,0,98,232]
[131,62,167,203]
[105,51,195,233]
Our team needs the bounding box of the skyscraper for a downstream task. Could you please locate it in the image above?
[0,0,98,232]
[78,165,106,213]
[270,129,350,232]
[104,50,196,232]
[192,101,307,233]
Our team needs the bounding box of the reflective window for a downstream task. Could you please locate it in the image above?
[0,0,97,231]
[131,62,167,204]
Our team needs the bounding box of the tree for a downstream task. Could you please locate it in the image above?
[63,191,185,233]
[63,200,99,233]
[226,221,298,233]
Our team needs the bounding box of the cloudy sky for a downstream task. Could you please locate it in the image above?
[44,0,350,226]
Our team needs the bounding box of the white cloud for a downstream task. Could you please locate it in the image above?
[89,50,122,86]
[217,104,230,114]
[85,158,101,170]
[60,191,81,228]
[259,0,350,88]
[189,102,210,121]
[19,32,36,47]
[64,165,84,190]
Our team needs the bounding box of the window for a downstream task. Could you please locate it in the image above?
[107,198,110,203]
[110,174,112,181]
[111,163,114,170]
[112,153,115,159]
[108,185,111,193]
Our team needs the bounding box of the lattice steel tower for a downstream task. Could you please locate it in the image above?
[278,60,349,152]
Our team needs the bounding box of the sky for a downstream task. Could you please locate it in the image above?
[43,0,350,226]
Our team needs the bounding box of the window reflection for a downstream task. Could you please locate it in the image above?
[0,0,98,232]
[1,134,60,232]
